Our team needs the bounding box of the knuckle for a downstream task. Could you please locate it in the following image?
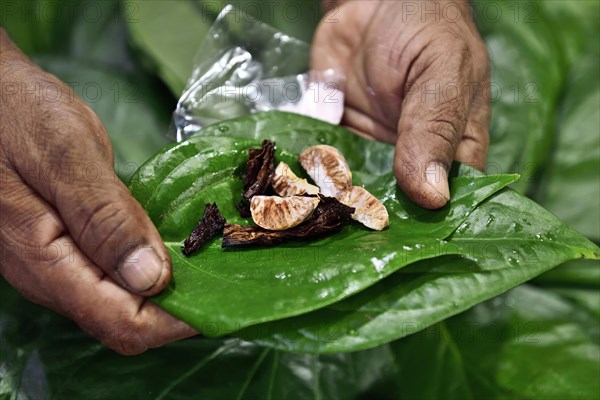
[0,205,61,249]
[11,100,113,176]
[76,200,133,259]
[79,313,148,356]
[427,37,474,81]
[42,98,108,140]
[35,90,113,166]
[429,29,469,57]
[427,118,462,149]
[429,95,468,132]
[112,328,148,356]
[0,194,66,273]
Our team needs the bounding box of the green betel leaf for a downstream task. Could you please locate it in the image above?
[475,0,563,192]
[235,129,599,353]
[535,40,600,242]
[472,0,596,193]
[238,188,598,353]
[129,112,518,334]
[3,277,597,399]
[533,29,600,288]
[128,111,598,339]
[389,285,600,400]
[535,260,600,288]
[0,281,399,400]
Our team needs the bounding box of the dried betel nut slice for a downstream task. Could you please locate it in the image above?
[250,195,320,231]
[338,186,389,231]
[272,161,320,197]
[299,145,352,198]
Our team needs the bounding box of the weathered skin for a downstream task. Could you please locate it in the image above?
[0,0,489,354]
[0,29,195,355]
[312,0,490,209]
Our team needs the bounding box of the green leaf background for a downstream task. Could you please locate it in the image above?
[128,111,597,350]
[1,0,599,399]
[0,0,172,181]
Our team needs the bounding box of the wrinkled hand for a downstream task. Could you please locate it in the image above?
[312,0,490,208]
[0,29,195,354]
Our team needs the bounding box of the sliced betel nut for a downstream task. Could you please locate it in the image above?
[338,186,389,231]
[250,195,320,231]
[272,161,320,197]
[299,145,352,198]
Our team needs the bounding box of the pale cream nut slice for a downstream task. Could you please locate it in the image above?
[338,186,389,231]
[250,195,320,231]
[272,161,320,197]
[299,145,352,198]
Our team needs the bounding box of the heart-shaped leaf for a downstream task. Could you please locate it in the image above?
[235,178,599,353]
[128,112,519,334]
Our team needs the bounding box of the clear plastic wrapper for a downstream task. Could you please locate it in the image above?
[172,5,345,141]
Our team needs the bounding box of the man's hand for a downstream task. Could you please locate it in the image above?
[0,29,195,354]
[312,0,490,209]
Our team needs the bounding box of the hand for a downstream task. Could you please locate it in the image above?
[0,29,195,355]
[312,0,490,209]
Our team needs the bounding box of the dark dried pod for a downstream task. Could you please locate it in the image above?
[223,196,354,247]
[236,200,251,218]
[183,203,226,256]
[236,140,276,217]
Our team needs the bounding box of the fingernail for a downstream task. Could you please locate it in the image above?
[118,247,164,292]
[425,163,450,201]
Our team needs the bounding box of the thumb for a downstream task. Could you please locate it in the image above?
[394,46,473,210]
[24,107,169,296]
[2,40,170,296]
[56,170,171,296]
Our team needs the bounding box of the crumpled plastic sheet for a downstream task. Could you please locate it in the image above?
[172,4,345,142]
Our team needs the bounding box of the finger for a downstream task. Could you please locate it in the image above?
[0,176,196,355]
[54,165,172,297]
[4,69,171,296]
[394,40,474,209]
[455,74,490,170]
[310,2,373,72]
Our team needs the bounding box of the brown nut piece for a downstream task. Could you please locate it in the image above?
[299,145,352,198]
[338,186,389,231]
[250,195,320,231]
[272,161,320,197]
